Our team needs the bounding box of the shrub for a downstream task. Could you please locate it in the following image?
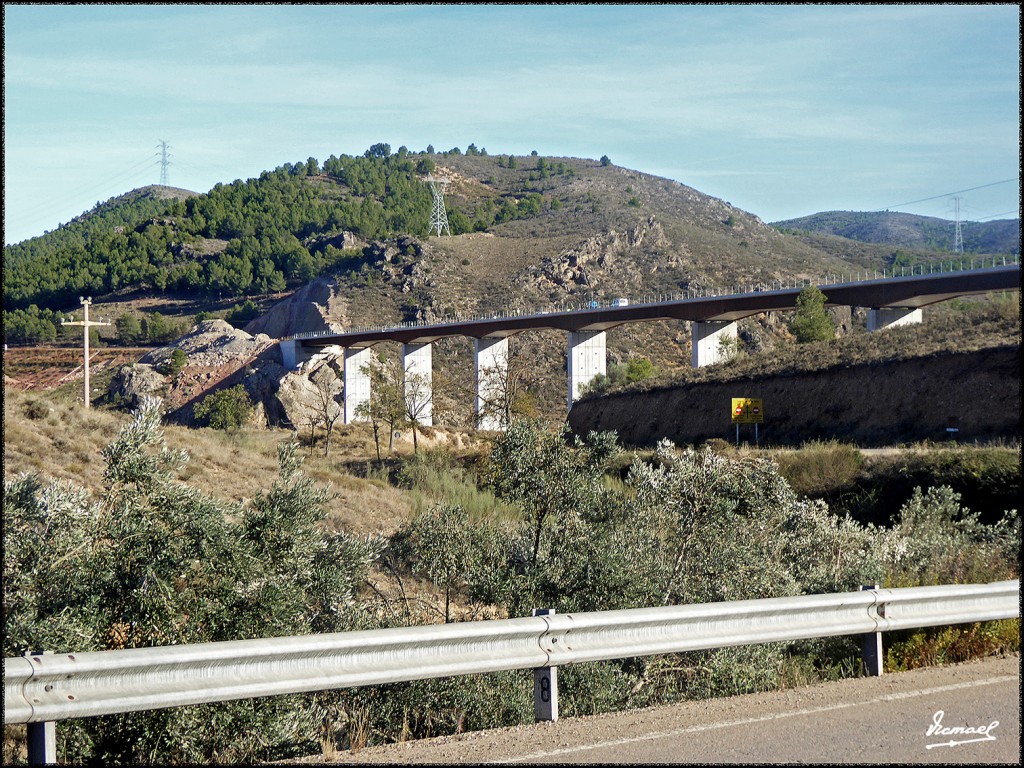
[139,311,182,344]
[3,398,383,763]
[625,357,655,383]
[226,299,260,327]
[23,398,51,421]
[115,314,143,345]
[580,358,655,397]
[193,384,252,432]
[885,619,1020,672]
[158,348,186,377]
[880,485,1020,586]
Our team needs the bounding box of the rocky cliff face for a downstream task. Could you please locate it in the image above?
[109,319,342,429]
[242,275,350,339]
[567,346,1021,448]
[533,216,672,293]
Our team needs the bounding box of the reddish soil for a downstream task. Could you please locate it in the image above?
[2,346,151,391]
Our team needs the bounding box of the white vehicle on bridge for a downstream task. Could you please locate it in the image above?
[613,297,629,307]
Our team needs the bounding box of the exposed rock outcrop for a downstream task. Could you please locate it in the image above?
[248,353,343,431]
[535,216,670,291]
[109,319,323,426]
[108,362,167,409]
[243,275,350,339]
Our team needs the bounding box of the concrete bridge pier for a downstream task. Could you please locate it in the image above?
[281,339,345,373]
[282,338,334,370]
[475,337,509,430]
[691,321,737,367]
[343,347,373,424]
[403,342,433,427]
[568,330,607,409]
[867,307,922,332]
[280,339,302,370]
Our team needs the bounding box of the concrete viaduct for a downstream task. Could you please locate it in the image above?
[280,262,1020,430]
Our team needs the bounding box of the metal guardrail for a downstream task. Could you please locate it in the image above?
[5,580,1018,726]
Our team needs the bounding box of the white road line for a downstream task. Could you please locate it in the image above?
[495,675,1017,763]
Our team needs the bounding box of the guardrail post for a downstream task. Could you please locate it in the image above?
[860,586,884,677]
[27,721,56,766]
[532,609,558,722]
[26,650,57,765]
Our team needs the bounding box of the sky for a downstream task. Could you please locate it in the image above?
[3,3,1020,246]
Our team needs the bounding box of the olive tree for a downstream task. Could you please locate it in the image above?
[3,398,383,763]
[469,420,670,616]
[627,440,882,605]
[403,504,475,623]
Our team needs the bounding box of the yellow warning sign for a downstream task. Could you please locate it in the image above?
[732,398,764,424]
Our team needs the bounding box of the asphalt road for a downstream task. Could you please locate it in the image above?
[284,654,1020,765]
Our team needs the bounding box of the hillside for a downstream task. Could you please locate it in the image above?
[14,147,1018,322]
[4,146,1020,425]
[773,210,1020,257]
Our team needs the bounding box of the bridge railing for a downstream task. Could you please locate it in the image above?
[291,257,1019,341]
[5,580,1018,762]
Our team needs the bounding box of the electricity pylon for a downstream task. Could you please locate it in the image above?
[424,174,451,236]
[952,196,964,254]
[157,140,172,186]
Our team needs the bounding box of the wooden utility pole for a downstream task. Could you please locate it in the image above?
[61,297,110,409]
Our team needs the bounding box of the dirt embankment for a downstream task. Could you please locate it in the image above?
[568,345,1021,448]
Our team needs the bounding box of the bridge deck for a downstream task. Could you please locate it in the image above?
[294,264,1020,349]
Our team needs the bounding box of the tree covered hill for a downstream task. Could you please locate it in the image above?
[772,210,1020,257]
[3,149,438,313]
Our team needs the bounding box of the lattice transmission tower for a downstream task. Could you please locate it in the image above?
[424,174,451,236]
[157,140,172,186]
[952,196,964,254]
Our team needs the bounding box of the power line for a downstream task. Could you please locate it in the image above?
[875,178,1018,212]
[974,210,1019,221]
[12,156,160,233]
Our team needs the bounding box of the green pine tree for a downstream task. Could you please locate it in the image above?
[788,285,834,343]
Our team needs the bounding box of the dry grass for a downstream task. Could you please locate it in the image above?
[3,390,125,493]
[766,440,865,497]
[2,388,420,536]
